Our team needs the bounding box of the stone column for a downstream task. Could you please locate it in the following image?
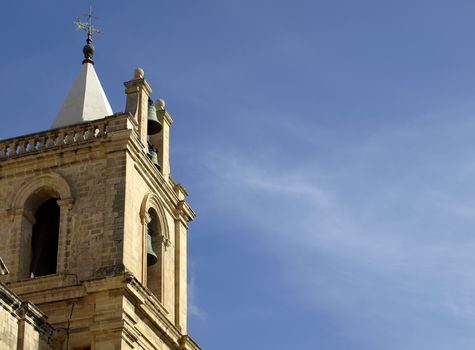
[56,198,74,273]
[174,184,190,333]
[124,68,152,153]
[150,99,173,181]
[15,208,35,279]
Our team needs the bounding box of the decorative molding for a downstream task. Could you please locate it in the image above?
[10,172,74,212]
[174,200,196,225]
[0,256,9,276]
[94,264,126,278]
[56,198,74,211]
[0,284,56,343]
[140,193,171,248]
[6,207,35,223]
[19,208,36,224]
[0,116,119,160]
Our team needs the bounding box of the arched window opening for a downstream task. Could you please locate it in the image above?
[146,209,162,301]
[12,173,73,279]
[30,198,60,277]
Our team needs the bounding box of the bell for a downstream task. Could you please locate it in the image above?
[150,150,161,172]
[147,227,158,266]
[147,142,162,171]
[147,97,162,135]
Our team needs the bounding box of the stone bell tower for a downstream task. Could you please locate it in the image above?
[0,13,200,350]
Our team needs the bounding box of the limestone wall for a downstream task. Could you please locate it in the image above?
[122,150,178,323]
[0,114,195,334]
[0,117,129,283]
[5,276,200,350]
[0,283,56,350]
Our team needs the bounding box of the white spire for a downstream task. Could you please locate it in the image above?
[51,62,113,129]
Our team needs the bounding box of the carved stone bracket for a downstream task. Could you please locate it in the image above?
[175,200,185,218]
[7,207,35,224]
[155,235,172,250]
[174,200,195,225]
[143,213,152,225]
[56,197,74,211]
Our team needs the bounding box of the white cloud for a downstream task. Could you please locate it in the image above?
[193,111,475,346]
[188,259,207,321]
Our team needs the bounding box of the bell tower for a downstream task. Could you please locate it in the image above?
[0,12,200,350]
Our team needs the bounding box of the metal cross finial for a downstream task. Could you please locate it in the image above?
[74,7,101,65]
[75,7,101,36]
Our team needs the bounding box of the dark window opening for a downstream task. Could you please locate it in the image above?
[146,210,162,301]
[30,198,60,277]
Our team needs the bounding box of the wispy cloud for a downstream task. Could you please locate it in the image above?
[188,259,207,321]
[192,110,475,347]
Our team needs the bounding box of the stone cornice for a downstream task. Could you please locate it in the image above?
[124,78,152,96]
[0,113,196,224]
[124,273,201,350]
[179,335,202,350]
[7,273,82,299]
[0,283,56,340]
[156,108,174,126]
[0,282,21,308]
[6,274,201,350]
[125,132,196,223]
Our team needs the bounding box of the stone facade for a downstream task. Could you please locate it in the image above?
[0,283,58,350]
[0,70,199,349]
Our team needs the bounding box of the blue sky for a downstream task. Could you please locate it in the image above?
[2,1,475,349]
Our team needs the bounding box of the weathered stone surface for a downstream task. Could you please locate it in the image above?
[0,283,58,350]
[0,74,199,349]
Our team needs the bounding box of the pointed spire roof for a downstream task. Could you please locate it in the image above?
[51,8,113,129]
[51,63,113,129]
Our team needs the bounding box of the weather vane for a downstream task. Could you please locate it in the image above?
[75,7,101,64]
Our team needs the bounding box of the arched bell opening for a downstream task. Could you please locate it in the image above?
[30,198,60,277]
[146,208,163,301]
[16,187,62,279]
[11,173,73,280]
[146,97,162,172]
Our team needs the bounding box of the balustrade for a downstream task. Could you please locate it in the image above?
[0,115,128,160]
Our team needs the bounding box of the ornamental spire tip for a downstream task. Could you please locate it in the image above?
[74,7,101,65]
